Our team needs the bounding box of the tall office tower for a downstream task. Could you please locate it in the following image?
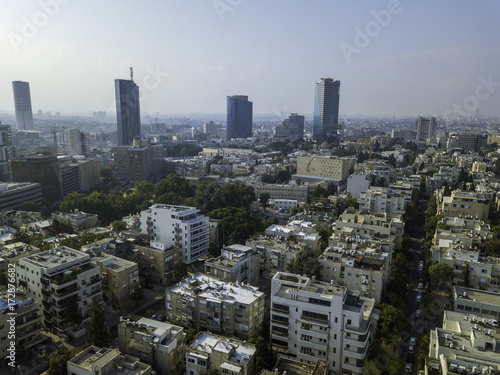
[12,81,34,130]
[115,71,141,145]
[313,78,340,140]
[415,117,436,143]
[0,124,15,181]
[226,95,253,139]
[68,129,83,155]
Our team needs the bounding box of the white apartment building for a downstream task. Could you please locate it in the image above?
[118,317,186,375]
[166,273,265,339]
[16,246,102,338]
[270,272,378,375]
[358,186,407,215]
[187,332,256,375]
[140,204,209,264]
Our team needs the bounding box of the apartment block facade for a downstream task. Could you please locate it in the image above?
[270,272,378,375]
[140,204,209,264]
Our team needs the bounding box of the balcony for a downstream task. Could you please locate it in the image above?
[52,273,78,286]
[298,339,327,351]
[344,345,369,360]
[53,287,79,300]
[300,315,329,327]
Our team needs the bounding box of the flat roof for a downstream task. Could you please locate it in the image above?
[455,286,500,307]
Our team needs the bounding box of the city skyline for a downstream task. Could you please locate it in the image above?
[1,1,500,117]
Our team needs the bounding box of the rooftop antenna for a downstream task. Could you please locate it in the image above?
[130,67,134,82]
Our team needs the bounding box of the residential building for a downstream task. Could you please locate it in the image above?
[0,210,41,228]
[313,78,340,140]
[0,124,15,181]
[271,199,302,211]
[186,332,256,375]
[166,273,265,339]
[226,95,253,140]
[440,190,489,222]
[67,346,152,375]
[92,254,139,310]
[415,116,436,143]
[295,156,350,185]
[0,242,40,273]
[262,356,329,375]
[453,286,500,320]
[204,244,260,286]
[0,288,43,359]
[0,182,42,211]
[133,241,181,286]
[140,204,209,264]
[51,211,99,231]
[118,317,185,375]
[358,186,407,215]
[333,209,404,248]
[116,77,141,146]
[16,247,102,338]
[12,81,34,130]
[318,245,390,304]
[428,310,500,374]
[265,220,321,252]
[275,113,305,141]
[270,272,378,374]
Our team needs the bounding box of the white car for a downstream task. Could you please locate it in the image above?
[410,337,417,346]
[416,295,422,303]
[405,363,413,374]
[418,282,424,289]
[408,345,414,353]
[416,309,421,318]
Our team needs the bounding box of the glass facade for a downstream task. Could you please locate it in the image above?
[115,79,141,146]
[12,81,34,130]
[312,78,340,141]
[226,95,253,139]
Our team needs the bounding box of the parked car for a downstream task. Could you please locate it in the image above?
[416,309,421,318]
[410,337,417,346]
[405,363,413,374]
[416,295,422,303]
[408,345,414,353]
[418,282,424,289]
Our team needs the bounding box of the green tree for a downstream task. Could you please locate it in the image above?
[464,264,470,287]
[48,349,72,375]
[253,336,274,373]
[418,334,430,370]
[345,198,358,209]
[428,263,454,289]
[260,192,270,209]
[287,250,321,278]
[87,299,110,347]
[377,304,404,338]
[20,201,41,212]
[111,220,127,232]
[131,286,143,305]
[208,207,263,245]
[186,328,197,344]
[481,238,500,257]
[172,263,188,280]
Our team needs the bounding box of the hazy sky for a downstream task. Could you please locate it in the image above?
[1,0,500,118]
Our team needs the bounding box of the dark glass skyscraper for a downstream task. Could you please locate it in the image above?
[313,78,340,140]
[12,81,34,130]
[115,78,141,146]
[226,95,253,139]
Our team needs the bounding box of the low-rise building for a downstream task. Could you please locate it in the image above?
[166,273,265,339]
[67,346,152,375]
[265,220,321,252]
[253,183,310,202]
[0,210,41,227]
[358,186,407,214]
[92,254,140,309]
[428,310,500,374]
[0,242,39,273]
[453,286,500,320]
[118,317,185,375]
[440,190,490,222]
[134,241,181,286]
[204,244,260,286]
[318,245,389,304]
[270,272,379,375]
[0,182,43,211]
[0,288,43,359]
[51,210,99,231]
[187,332,256,375]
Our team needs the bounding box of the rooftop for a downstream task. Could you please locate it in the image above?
[455,286,500,307]
[190,332,255,364]
[170,273,263,305]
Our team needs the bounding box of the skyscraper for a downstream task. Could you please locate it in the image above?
[415,117,436,143]
[226,95,253,139]
[115,72,141,146]
[12,81,34,130]
[313,78,340,140]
